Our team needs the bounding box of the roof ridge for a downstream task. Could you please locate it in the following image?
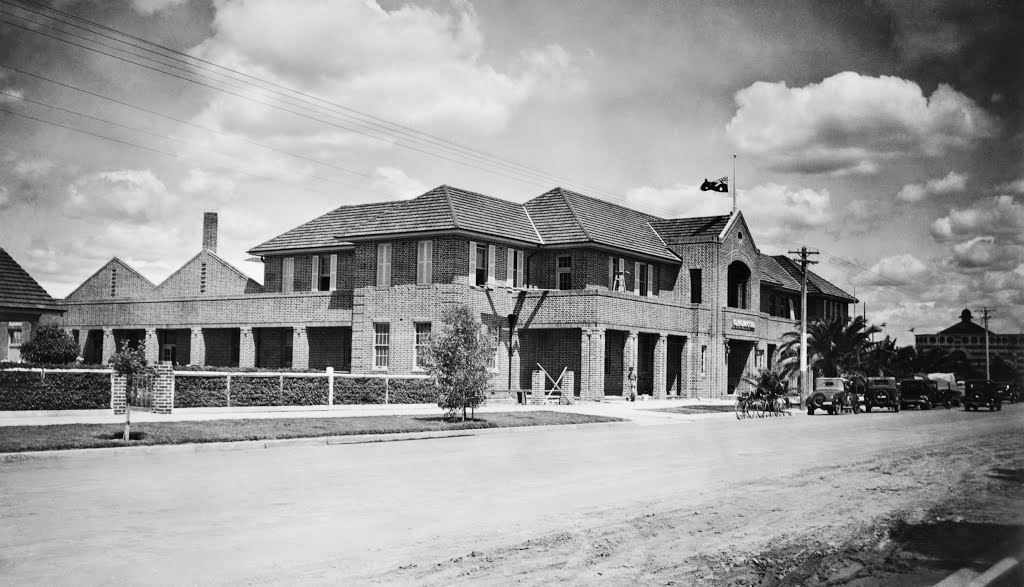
[557,188,594,241]
[558,187,663,221]
[440,184,461,230]
[521,205,544,244]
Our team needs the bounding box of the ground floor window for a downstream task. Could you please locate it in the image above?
[700,345,707,376]
[373,323,390,370]
[414,322,430,369]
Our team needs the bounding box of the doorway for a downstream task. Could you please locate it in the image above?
[727,340,754,395]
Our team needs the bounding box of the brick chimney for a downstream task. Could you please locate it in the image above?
[203,212,218,253]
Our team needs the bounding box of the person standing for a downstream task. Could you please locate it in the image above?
[627,366,638,402]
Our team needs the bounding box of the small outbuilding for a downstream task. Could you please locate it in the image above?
[0,247,65,362]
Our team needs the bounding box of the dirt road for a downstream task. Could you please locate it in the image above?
[1,405,1021,585]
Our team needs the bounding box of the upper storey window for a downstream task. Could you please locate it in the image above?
[282,257,294,293]
[377,244,392,287]
[507,249,525,288]
[556,255,572,290]
[417,241,433,285]
[727,261,750,309]
[469,241,495,286]
[312,254,337,291]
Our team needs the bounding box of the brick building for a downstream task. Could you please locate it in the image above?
[45,185,856,398]
[914,309,1023,384]
[0,247,65,362]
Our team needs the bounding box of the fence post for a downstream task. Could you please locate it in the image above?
[385,375,389,405]
[327,367,334,406]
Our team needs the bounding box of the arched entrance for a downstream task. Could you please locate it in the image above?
[727,261,751,309]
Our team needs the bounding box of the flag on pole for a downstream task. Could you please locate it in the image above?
[700,176,729,193]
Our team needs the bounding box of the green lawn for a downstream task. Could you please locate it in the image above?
[0,411,624,453]
[647,404,737,415]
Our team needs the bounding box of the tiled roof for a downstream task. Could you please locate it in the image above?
[649,215,731,242]
[758,254,801,290]
[772,256,857,301]
[525,188,679,261]
[250,185,541,254]
[0,247,63,312]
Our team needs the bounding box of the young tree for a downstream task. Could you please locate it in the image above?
[109,340,150,441]
[423,304,497,421]
[19,325,79,364]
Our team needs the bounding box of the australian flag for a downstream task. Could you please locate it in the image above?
[700,176,729,193]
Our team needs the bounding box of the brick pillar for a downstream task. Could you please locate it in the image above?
[151,364,174,414]
[77,329,89,359]
[190,327,206,366]
[239,327,255,368]
[654,332,668,399]
[144,328,159,364]
[623,330,638,395]
[562,370,575,398]
[101,328,116,365]
[509,329,521,390]
[112,372,126,414]
[292,326,309,369]
[580,329,606,400]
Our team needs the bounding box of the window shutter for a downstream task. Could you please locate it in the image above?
[416,241,425,284]
[310,255,319,292]
[424,241,432,284]
[608,257,613,289]
[516,251,524,288]
[633,261,641,295]
[377,245,384,286]
[329,254,337,291]
[468,241,477,283]
[507,249,515,287]
[487,244,496,284]
[282,257,294,293]
[377,244,391,287]
[647,263,654,297]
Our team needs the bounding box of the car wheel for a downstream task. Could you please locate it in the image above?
[807,407,814,416]
[997,403,1002,412]
[945,400,952,409]
[894,403,900,413]
[865,403,872,413]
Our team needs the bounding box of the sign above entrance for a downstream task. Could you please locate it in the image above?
[731,319,756,332]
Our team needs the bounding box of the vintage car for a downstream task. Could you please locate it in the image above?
[964,380,1002,412]
[807,378,858,415]
[864,377,900,412]
[993,381,1018,404]
[926,373,963,408]
[899,378,941,410]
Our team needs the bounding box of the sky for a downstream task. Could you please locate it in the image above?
[0,0,1021,340]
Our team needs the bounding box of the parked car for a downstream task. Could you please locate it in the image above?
[807,378,858,415]
[864,377,900,412]
[993,381,1018,404]
[926,372,962,408]
[964,380,1002,412]
[899,378,941,410]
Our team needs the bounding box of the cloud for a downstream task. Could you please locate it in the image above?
[996,178,1024,194]
[626,181,831,238]
[132,0,188,15]
[896,170,967,202]
[191,0,585,139]
[949,236,1024,270]
[930,196,1024,243]
[67,169,176,221]
[0,185,8,208]
[726,72,996,174]
[180,168,237,204]
[370,166,427,200]
[854,254,929,286]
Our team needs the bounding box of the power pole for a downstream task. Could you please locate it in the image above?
[789,246,819,403]
[980,307,993,379]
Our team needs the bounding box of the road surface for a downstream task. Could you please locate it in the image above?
[1,405,1021,585]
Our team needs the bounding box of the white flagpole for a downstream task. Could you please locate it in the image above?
[732,154,737,213]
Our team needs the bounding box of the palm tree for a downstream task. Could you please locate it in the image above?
[777,314,882,383]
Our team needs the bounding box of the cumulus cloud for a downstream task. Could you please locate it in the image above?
[727,72,996,174]
[67,169,176,221]
[191,0,585,138]
[180,168,237,203]
[930,196,1024,243]
[896,171,967,203]
[132,0,187,15]
[626,181,832,238]
[370,166,427,200]
[0,185,8,208]
[949,236,1024,270]
[996,178,1024,194]
[854,254,929,286]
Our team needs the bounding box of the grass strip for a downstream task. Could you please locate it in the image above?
[0,411,624,453]
[647,404,737,415]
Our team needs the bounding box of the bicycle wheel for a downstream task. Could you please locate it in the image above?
[735,398,745,420]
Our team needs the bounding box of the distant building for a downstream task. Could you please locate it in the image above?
[915,309,1023,384]
[43,185,857,398]
[0,247,65,362]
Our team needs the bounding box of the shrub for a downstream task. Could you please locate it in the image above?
[423,304,495,420]
[387,378,437,404]
[19,326,80,364]
[333,377,386,404]
[174,376,228,408]
[0,370,110,410]
[230,376,285,407]
[281,377,328,405]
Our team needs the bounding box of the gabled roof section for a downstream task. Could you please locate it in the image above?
[649,214,731,243]
[157,249,262,296]
[772,255,857,302]
[249,185,541,254]
[65,257,156,301]
[525,188,679,261]
[758,254,801,291]
[0,247,63,312]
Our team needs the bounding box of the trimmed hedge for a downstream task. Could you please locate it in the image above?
[387,378,437,404]
[332,377,436,404]
[281,377,328,406]
[229,376,328,407]
[174,376,228,408]
[0,362,111,371]
[0,371,110,410]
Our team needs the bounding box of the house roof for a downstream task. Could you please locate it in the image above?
[772,255,857,302]
[249,185,541,254]
[0,247,63,313]
[758,254,801,290]
[525,188,679,261]
[649,215,731,243]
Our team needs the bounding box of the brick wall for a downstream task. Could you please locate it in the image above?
[156,251,254,297]
[67,259,154,301]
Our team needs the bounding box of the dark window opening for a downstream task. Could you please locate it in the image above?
[689,268,702,304]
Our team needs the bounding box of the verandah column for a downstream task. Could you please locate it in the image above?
[101,328,115,365]
[190,327,206,367]
[239,327,255,368]
[144,328,159,364]
[653,332,668,399]
[292,326,309,369]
